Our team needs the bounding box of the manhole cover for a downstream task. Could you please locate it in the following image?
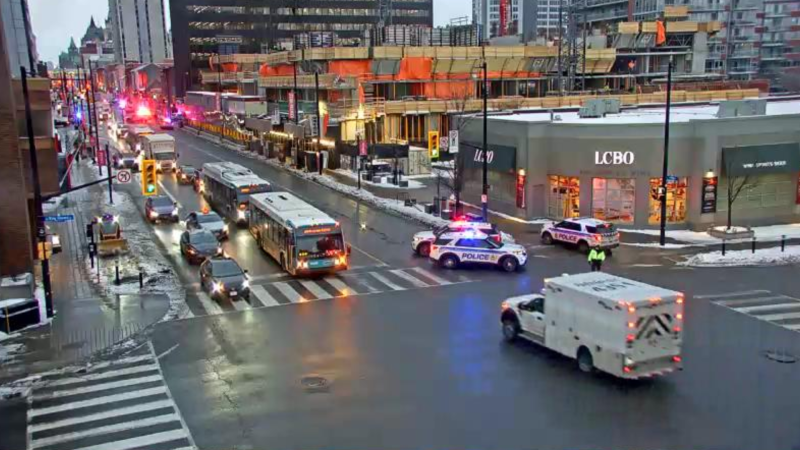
[763,350,797,364]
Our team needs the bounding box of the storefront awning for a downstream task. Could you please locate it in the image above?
[723,143,800,176]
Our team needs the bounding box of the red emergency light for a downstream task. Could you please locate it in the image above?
[136,105,152,117]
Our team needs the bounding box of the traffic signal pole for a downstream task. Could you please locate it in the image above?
[106,143,113,204]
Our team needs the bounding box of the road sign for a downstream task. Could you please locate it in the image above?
[117,169,132,184]
[449,130,459,153]
[44,214,75,223]
[440,137,448,151]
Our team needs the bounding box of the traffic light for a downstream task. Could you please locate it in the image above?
[141,160,158,196]
[428,131,440,159]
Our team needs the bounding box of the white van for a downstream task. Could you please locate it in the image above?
[500,272,684,379]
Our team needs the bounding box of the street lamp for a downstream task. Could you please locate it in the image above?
[659,20,673,247]
[482,60,489,221]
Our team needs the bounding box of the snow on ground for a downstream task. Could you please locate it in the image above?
[680,245,800,267]
[458,200,551,225]
[624,223,800,245]
[332,169,427,189]
[42,195,67,214]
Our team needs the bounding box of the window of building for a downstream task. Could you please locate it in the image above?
[592,178,635,223]
[648,177,687,224]
[717,173,795,211]
[548,175,580,219]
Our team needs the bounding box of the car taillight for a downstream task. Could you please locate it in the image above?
[672,355,682,363]
[623,366,632,373]
[626,334,635,342]
[431,245,438,251]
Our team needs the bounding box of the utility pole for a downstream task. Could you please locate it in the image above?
[216,53,225,141]
[292,60,299,123]
[315,70,323,175]
[89,60,101,172]
[21,67,53,318]
[659,18,672,247]
[106,143,114,204]
[556,0,564,95]
[482,60,489,221]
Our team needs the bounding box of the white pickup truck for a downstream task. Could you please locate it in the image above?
[500,272,684,379]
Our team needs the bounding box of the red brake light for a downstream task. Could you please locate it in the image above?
[673,326,682,333]
[431,245,438,251]
[626,334,635,342]
[623,366,632,373]
[672,355,682,363]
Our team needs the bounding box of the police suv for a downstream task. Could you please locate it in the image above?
[429,231,527,272]
[412,220,515,256]
[540,218,620,253]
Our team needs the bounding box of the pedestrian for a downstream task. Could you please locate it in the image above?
[588,246,606,272]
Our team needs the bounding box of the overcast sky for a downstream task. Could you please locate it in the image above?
[29,0,469,64]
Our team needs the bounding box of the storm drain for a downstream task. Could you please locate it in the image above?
[300,375,330,393]
[763,350,797,364]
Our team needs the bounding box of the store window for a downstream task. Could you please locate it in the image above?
[649,177,688,224]
[592,178,635,223]
[548,175,580,219]
[718,173,795,211]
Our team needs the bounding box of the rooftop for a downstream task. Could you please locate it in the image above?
[492,97,800,125]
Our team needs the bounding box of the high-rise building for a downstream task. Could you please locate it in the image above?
[1,0,37,76]
[169,0,434,97]
[473,0,558,42]
[109,0,169,64]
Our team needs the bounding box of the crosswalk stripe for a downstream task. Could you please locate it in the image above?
[716,296,788,306]
[250,285,280,307]
[30,413,182,449]
[231,299,249,311]
[368,272,406,291]
[274,282,307,303]
[324,277,355,296]
[32,375,164,400]
[42,364,160,388]
[736,302,800,314]
[197,292,224,315]
[76,428,189,450]
[390,269,429,288]
[28,399,175,433]
[300,280,333,299]
[29,387,168,417]
[695,290,771,299]
[409,267,452,285]
[759,312,800,321]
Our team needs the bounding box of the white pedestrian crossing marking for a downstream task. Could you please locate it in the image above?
[250,285,280,307]
[27,349,195,450]
[274,281,306,303]
[300,280,333,299]
[707,290,800,333]
[190,267,477,316]
[390,269,429,288]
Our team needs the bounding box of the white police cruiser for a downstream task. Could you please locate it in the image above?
[540,217,619,253]
[429,231,527,272]
[412,220,515,256]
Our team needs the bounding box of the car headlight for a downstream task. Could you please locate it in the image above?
[237,210,246,220]
[212,281,223,293]
[217,246,223,254]
[51,235,61,246]
[149,211,158,218]
[242,279,250,289]
[624,357,634,366]
[222,224,229,233]
[187,248,195,254]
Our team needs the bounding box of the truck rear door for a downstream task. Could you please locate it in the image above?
[624,297,684,371]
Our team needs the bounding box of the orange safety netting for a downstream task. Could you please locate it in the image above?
[258,64,296,77]
[328,60,371,77]
[423,81,476,99]
[398,57,432,80]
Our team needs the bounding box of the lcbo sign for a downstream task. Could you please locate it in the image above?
[595,151,635,165]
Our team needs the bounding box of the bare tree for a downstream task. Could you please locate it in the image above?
[723,157,757,231]
[436,82,478,215]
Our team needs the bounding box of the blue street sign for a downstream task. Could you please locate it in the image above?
[44,214,75,223]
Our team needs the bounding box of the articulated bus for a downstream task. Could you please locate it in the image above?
[248,192,350,275]
[202,162,272,224]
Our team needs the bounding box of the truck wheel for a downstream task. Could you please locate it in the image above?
[440,254,459,270]
[417,242,431,257]
[500,256,518,273]
[577,240,590,254]
[577,347,594,373]
[502,319,520,342]
[541,232,554,245]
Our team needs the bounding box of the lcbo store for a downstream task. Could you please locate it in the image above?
[459,98,800,230]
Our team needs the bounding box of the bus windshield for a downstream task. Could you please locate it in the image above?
[296,233,344,257]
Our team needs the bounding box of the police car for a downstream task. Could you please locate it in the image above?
[429,231,527,272]
[412,220,515,256]
[540,218,619,253]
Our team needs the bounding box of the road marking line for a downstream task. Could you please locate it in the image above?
[324,277,355,296]
[694,290,772,299]
[736,303,800,314]
[250,285,280,307]
[351,244,389,267]
[30,413,182,449]
[29,387,168,417]
[759,311,800,321]
[629,263,662,268]
[231,299,250,311]
[157,344,180,360]
[157,180,182,208]
[75,428,189,450]
[196,292,224,316]
[390,269,430,288]
[273,282,306,303]
[367,271,406,291]
[300,280,333,299]
[32,375,164,400]
[716,296,788,306]
[409,267,452,285]
[43,364,160,388]
[28,399,175,433]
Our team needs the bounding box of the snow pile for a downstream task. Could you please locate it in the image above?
[332,169,427,189]
[0,343,24,364]
[680,245,800,267]
[42,195,67,214]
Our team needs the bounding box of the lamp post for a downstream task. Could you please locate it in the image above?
[659,18,672,246]
[481,60,489,221]
[315,70,323,175]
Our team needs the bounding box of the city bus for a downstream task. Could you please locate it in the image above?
[201,162,272,224]
[248,192,350,275]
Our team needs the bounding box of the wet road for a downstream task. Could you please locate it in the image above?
[136,131,800,449]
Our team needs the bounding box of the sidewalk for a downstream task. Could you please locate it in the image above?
[0,160,170,386]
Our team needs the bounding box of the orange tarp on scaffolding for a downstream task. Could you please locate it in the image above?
[398,57,432,80]
[258,64,295,77]
[328,60,371,77]
[423,81,475,99]
[221,63,239,72]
